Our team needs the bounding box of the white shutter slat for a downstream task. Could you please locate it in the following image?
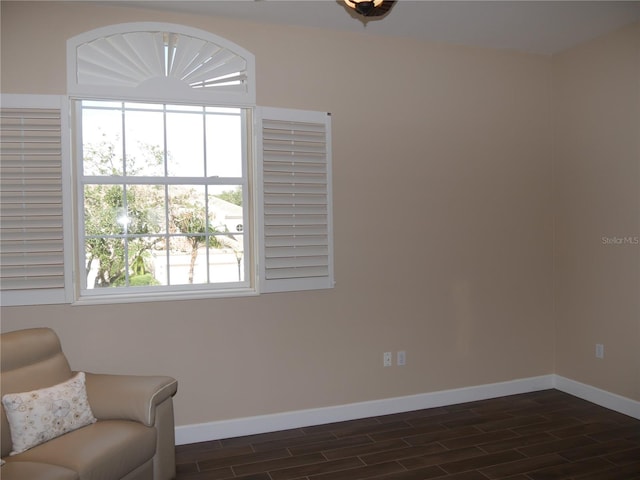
[1,165,62,174]
[1,193,62,204]
[264,174,327,186]
[263,161,326,173]
[263,120,325,134]
[261,153,325,164]
[264,144,326,155]
[0,99,68,301]
[263,131,326,142]
[0,275,65,290]
[265,235,328,248]
[264,187,326,197]
[0,109,61,121]
[1,207,63,218]
[266,247,328,260]
[1,155,63,165]
[1,182,62,193]
[264,194,326,205]
[2,253,64,266]
[0,217,63,229]
[263,215,328,227]
[1,229,63,241]
[0,146,62,156]
[264,205,327,216]
[265,225,328,236]
[1,241,64,254]
[264,266,329,281]
[258,108,333,292]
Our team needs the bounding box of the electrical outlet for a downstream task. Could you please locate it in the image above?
[383,352,392,367]
[397,350,406,366]
[595,344,604,359]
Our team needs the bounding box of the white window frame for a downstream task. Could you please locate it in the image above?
[72,100,254,305]
[66,22,258,304]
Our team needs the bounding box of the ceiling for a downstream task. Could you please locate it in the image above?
[113,0,640,55]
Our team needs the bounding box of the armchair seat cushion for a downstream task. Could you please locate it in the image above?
[4,420,156,480]
[1,461,78,480]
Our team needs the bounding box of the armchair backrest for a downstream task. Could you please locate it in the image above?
[1,328,73,457]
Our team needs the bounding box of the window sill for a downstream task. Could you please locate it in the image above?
[72,287,258,306]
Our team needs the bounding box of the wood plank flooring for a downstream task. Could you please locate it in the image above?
[175,389,640,480]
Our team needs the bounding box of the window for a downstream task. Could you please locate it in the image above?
[0,22,333,306]
[77,100,249,297]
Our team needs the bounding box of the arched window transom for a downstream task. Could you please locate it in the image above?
[67,22,255,105]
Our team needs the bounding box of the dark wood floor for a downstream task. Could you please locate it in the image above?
[175,389,640,480]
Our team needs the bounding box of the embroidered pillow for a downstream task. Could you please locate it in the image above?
[2,372,97,455]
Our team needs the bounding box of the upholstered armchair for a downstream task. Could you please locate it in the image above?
[1,328,178,480]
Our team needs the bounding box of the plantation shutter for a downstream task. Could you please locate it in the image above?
[0,95,70,306]
[257,107,334,293]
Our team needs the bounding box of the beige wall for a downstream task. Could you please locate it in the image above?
[553,23,640,401]
[1,1,557,427]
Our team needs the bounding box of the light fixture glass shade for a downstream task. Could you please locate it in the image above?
[344,0,384,16]
[344,0,384,7]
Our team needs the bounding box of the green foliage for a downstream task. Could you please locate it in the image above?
[84,140,236,287]
[170,198,227,284]
[83,143,164,288]
[216,187,242,206]
[113,273,160,287]
[83,138,122,175]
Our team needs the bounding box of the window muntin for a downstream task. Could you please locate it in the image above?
[77,100,249,297]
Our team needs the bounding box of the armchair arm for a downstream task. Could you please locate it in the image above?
[84,372,177,426]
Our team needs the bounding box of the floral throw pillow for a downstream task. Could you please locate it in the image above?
[2,372,97,455]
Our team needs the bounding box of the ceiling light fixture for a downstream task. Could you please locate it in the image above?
[343,0,387,17]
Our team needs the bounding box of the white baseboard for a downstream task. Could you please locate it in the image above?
[553,375,640,420]
[175,375,554,445]
[175,374,639,445]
